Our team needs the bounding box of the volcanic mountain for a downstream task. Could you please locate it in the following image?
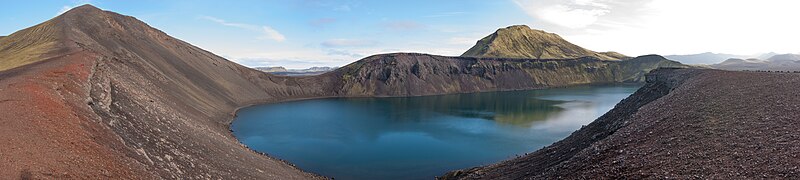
[0,5,325,179]
[461,25,628,60]
[0,5,689,179]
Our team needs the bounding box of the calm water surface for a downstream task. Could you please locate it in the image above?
[232,84,641,179]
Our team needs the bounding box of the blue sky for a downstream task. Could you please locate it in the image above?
[1,0,531,68]
[3,1,799,68]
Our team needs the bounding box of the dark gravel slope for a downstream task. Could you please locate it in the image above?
[443,69,800,179]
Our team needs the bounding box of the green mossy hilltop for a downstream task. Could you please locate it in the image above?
[462,25,627,60]
[0,19,62,71]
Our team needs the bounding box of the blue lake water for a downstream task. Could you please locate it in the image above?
[231,84,641,179]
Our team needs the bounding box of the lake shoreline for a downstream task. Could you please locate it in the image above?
[230,83,643,179]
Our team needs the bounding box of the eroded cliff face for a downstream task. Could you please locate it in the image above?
[329,53,686,97]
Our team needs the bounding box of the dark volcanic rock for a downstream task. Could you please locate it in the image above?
[441,69,800,179]
[330,53,685,96]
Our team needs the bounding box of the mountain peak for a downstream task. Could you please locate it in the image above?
[461,25,624,60]
[61,4,103,16]
[499,25,547,33]
[503,24,531,30]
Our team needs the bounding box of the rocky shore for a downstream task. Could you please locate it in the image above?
[442,68,800,179]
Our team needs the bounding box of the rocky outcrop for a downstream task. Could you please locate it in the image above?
[461,25,626,60]
[442,68,800,179]
[330,53,685,96]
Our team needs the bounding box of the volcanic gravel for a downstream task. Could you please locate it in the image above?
[443,69,800,179]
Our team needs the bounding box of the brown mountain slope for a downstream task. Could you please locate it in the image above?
[461,25,626,60]
[0,5,324,179]
[1,5,688,179]
[442,69,800,179]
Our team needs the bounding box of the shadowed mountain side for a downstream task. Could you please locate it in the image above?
[329,53,686,96]
[0,5,688,179]
[461,25,627,60]
[442,69,800,179]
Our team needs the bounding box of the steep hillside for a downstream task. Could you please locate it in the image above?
[0,5,326,179]
[461,25,626,60]
[443,69,800,179]
[331,53,685,96]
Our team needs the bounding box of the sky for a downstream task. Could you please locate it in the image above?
[1,0,798,68]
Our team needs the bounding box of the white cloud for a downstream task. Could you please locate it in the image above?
[514,0,800,56]
[201,16,285,42]
[383,20,425,31]
[258,26,286,42]
[514,0,612,29]
[57,6,73,15]
[321,39,378,47]
[333,5,351,12]
[424,12,468,18]
[447,37,478,46]
[327,49,363,58]
[56,0,93,16]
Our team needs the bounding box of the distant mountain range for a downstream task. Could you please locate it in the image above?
[462,25,628,60]
[665,52,751,65]
[664,52,788,65]
[254,66,337,76]
[712,53,800,71]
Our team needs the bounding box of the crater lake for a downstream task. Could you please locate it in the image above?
[231,84,641,179]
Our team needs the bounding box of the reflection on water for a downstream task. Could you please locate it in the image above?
[344,91,565,127]
[232,84,641,180]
